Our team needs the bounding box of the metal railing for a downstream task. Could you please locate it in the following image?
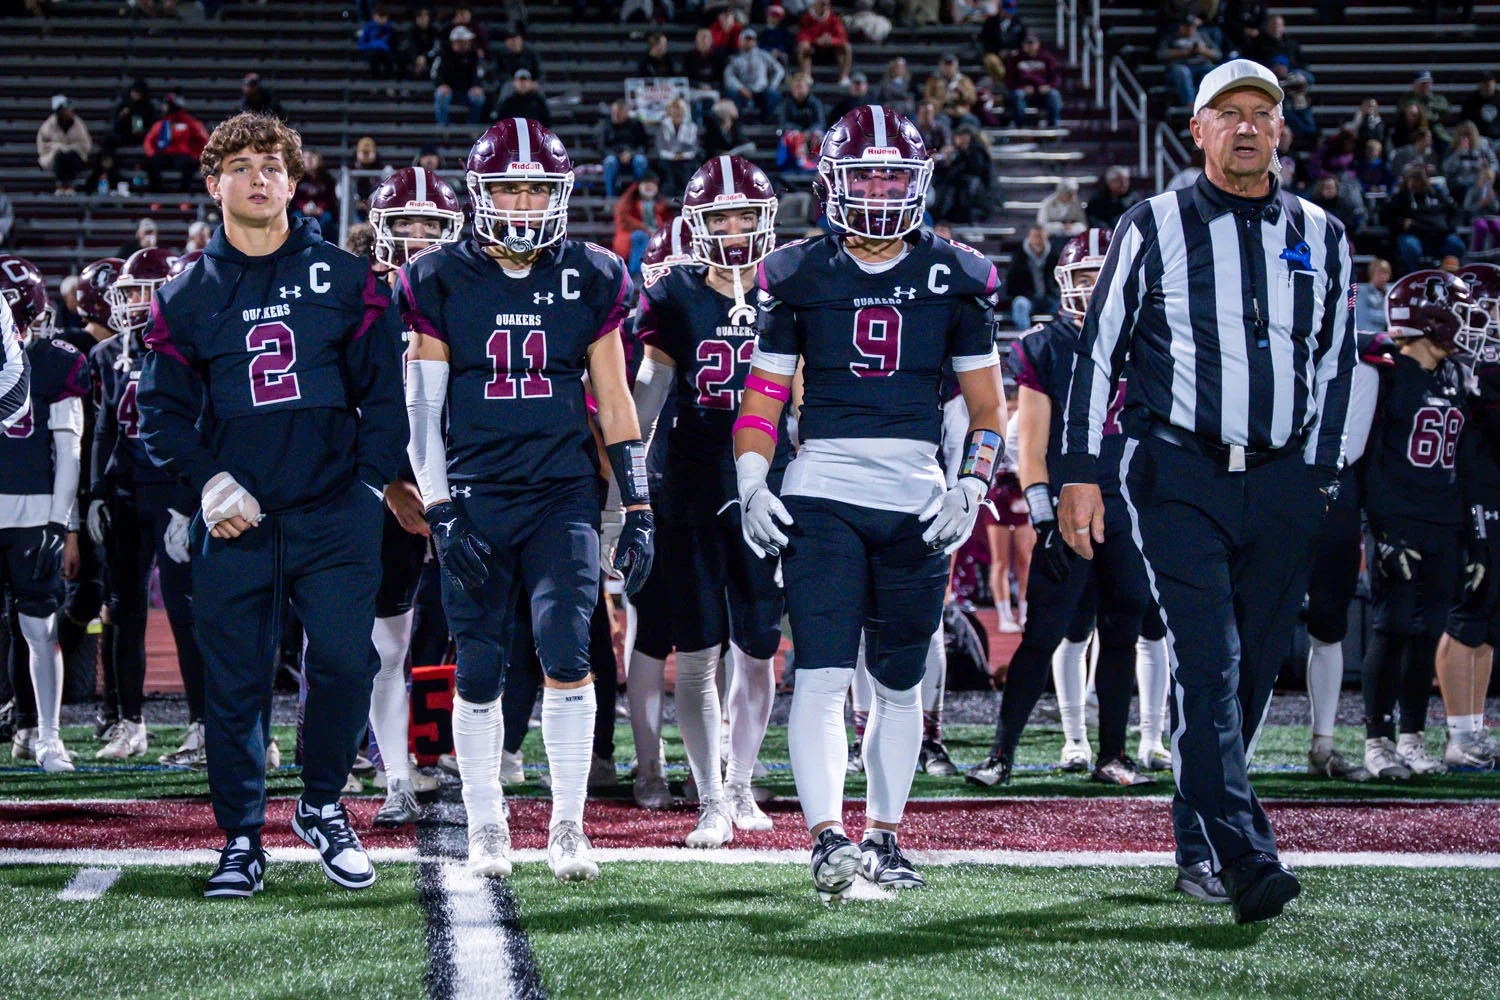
[1109,55,1148,175]
[1154,121,1192,193]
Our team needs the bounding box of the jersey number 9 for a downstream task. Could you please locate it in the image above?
[851,305,902,378]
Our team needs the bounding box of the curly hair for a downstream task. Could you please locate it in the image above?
[200,111,305,182]
[344,222,376,258]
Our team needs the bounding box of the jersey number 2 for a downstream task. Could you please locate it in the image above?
[485,329,553,400]
[851,305,901,377]
[695,339,756,409]
[246,322,301,406]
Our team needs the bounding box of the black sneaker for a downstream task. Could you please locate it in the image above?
[809,828,862,903]
[860,829,925,888]
[1172,860,1230,904]
[204,835,266,899]
[966,753,1012,788]
[1091,754,1157,787]
[291,799,376,889]
[918,738,959,776]
[1221,852,1300,924]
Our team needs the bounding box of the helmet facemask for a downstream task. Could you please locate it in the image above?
[820,155,932,241]
[1057,264,1101,321]
[686,201,777,324]
[468,171,572,255]
[372,206,465,268]
[106,277,162,339]
[1454,297,1500,358]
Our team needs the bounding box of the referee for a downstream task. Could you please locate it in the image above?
[1056,60,1356,925]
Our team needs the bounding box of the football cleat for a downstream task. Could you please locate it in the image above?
[350,754,376,778]
[1091,754,1156,787]
[1138,742,1172,771]
[373,778,421,827]
[966,753,1012,788]
[589,753,619,791]
[1172,860,1230,904]
[291,799,376,889]
[0,700,13,744]
[93,712,120,742]
[809,828,862,904]
[1058,738,1092,773]
[1220,852,1300,924]
[846,740,864,774]
[468,822,513,878]
[918,738,959,776]
[499,749,525,785]
[1307,741,1370,781]
[725,781,773,831]
[859,830,925,889]
[96,719,148,760]
[1444,732,1498,770]
[685,800,735,848]
[633,755,673,809]
[438,752,460,776]
[1364,737,1413,780]
[547,821,599,882]
[204,836,266,899]
[265,737,282,773]
[11,727,36,761]
[372,759,440,793]
[1396,733,1447,775]
[36,737,76,773]
[159,721,207,768]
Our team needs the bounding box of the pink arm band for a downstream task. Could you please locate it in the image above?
[745,374,791,402]
[733,414,778,443]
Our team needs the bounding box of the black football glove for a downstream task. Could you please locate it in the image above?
[425,500,492,591]
[28,522,66,582]
[1462,505,1495,603]
[1375,533,1421,583]
[1032,519,1075,584]
[613,507,655,598]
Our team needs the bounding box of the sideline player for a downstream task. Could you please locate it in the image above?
[734,106,1005,899]
[398,118,653,882]
[139,112,408,897]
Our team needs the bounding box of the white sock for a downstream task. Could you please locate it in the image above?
[1053,637,1090,743]
[451,695,504,828]
[724,644,774,787]
[788,667,855,832]
[19,613,63,744]
[1135,637,1170,748]
[674,646,723,803]
[1307,638,1344,740]
[863,677,922,826]
[369,612,413,783]
[717,646,731,717]
[624,600,666,772]
[851,638,874,718]
[920,626,945,715]
[1448,713,1483,737]
[542,683,596,830]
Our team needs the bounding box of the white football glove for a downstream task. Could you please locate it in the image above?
[86,498,109,546]
[599,506,625,573]
[736,451,794,559]
[201,471,263,529]
[164,508,191,564]
[918,477,988,555]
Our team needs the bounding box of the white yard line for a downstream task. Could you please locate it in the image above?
[56,866,121,900]
[442,863,518,1000]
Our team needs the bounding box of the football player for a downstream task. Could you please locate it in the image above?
[734,107,1005,899]
[138,112,408,898]
[1359,270,1490,779]
[0,253,89,773]
[984,397,1033,635]
[627,155,785,845]
[398,118,653,882]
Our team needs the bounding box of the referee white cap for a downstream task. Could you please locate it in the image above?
[1193,59,1284,115]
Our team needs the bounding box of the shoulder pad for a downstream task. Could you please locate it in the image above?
[929,233,998,294]
[758,236,821,291]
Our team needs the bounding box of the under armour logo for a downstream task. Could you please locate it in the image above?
[450,485,473,498]
[279,285,302,300]
[534,291,555,305]
[893,286,916,300]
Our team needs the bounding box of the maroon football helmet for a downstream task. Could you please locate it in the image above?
[1454,261,1500,349]
[108,248,178,337]
[1055,228,1112,321]
[0,253,54,341]
[641,215,693,285]
[681,155,778,270]
[465,118,574,253]
[1386,269,1490,356]
[77,257,124,330]
[168,248,203,280]
[369,166,465,268]
[816,105,933,241]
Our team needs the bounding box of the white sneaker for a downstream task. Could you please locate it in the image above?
[159,721,206,766]
[1365,737,1413,780]
[685,800,735,848]
[12,727,37,761]
[997,605,1022,634]
[468,821,513,878]
[36,737,76,773]
[499,750,525,785]
[1396,733,1447,775]
[96,719,148,760]
[1137,742,1172,772]
[372,757,441,793]
[265,737,282,773]
[1059,738,1092,772]
[633,754,672,809]
[725,781,773,831]
[547,821,599,882]
[1443,732,1498,770]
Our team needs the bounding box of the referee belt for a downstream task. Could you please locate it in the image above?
[1145,422,1305,473]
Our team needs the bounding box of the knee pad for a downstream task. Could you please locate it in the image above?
[455,639,505,704]
[1095,610,1143,652]
[736,624,783,662]
[866,633,927,693]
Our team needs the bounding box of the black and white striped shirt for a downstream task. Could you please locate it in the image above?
[0,302,29,430]
[1057,175,1356,483]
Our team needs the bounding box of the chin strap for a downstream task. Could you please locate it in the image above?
[727,265,757,326]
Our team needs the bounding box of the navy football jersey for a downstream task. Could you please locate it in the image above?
[398,238,632,491]
[90,334,174,491]
[0,337,89,496]
[1360,332,1468,528]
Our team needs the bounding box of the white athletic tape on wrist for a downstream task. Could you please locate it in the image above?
[202,472,263,528]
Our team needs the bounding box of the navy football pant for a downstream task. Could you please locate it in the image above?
[443,479,599,703]
[408,556,451,666]
[627,555,674,660]
[1302,469,1363,645]
[659,508,783,659]
[502,582,618,758]
[376,508,428,618]
[191,482,385,836]
[781,496,947,692]
[1121,435,1324,870]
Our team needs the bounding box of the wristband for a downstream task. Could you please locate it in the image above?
[745,374,791,402]
[959,428,1005,486]
[732,414,778,443]
[606,440,651,507]
[1024,483,1055,525]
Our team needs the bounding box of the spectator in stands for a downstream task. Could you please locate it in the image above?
[446,5,489,61]
[924,53,979,123]
[1036,178,1086,239]
[1277,64,1319,149]
[1391,100,1430,152]
[827,73,870,127]
[115,217,157,259]
[846,0,892,45]
[1466,166,1500,252]
[1443,120,1497,202]
[36,94,91,196]
[933,125,995,224]
[432,27,488,125]
[1005,33,1062,129]
[407,8,439,81]
[948,0,991,26]
[915,101,953,159]
[57,276,83,337]
[613,172,672,279]
[240,73,285,120]
[142,94,206,193]
[293,148,339,231]
[496,69,550,127]
[599,100,650,198]
[414,145,442,172]
[637,32,678,78]
[127,0,178,19]
[497,26,543,92]
[779,71,826,134]
[726,29,785,121]
[352,135,392,219]
[1354,258,1391,331]
[1219,0,1267,59]
[359,5,402,81]
[898,0,940,28]
[875,57,915,116]
[1404,72,1453,150]
[702,98,755,158]
[183,220,210,255]
[1004,224,1061,329]
[1390,127,1437,182]
[1085,165,1139,231]
[97,78,152,196]
[1307,174,1364,230]
[1460,71,1500,145]
[796,0,853,87]
[0,187,11,247]
[655,98,700,196]
[759,5,797,66]
[1348,97,1390,149]
[1310,127,1358,180]
[1356,138,1394,197]
[1158,16,1220,109]
[685,28,727,118]
[1250,14,1308,76]
[1385,164,1465,273]
[711,8,745,55]
[981,0,1027,89]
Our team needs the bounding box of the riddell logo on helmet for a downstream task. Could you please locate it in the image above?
[712,193,749,204]
[507,162,543,172]
[862,147,901,157]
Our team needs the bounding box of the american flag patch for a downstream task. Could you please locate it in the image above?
[1349,281,1358,312]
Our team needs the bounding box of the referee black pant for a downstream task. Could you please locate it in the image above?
[1120,433,1323,870]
